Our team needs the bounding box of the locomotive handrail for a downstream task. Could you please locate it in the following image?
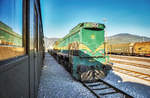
[79,55,105,58]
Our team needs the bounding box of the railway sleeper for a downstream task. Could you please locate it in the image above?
[99,91,118,96]
[92,87,110,90]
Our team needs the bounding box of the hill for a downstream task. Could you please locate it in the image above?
[107,33,150,44]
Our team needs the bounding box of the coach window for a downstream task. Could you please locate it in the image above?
[0,0,25,61]
[34,6,39,52]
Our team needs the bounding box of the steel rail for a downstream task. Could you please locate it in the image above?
[110,55,150,63]
[80,79,133,98]
[113,66,150,82]
[110,60,150,69]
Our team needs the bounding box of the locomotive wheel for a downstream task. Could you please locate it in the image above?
[68,55,73,73]
[68,63,73,73]
[71,63,73,74]
[68,44,73,73]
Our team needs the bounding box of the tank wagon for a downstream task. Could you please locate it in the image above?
[108,41,150,56]
[51,22,110,81]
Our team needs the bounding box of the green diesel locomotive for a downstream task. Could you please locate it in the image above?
[51,22,110,81]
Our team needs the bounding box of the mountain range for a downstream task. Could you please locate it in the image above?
[107,33,150,44]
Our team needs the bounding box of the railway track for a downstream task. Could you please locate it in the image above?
[109,55,150,82]
[110,55,150,63]
[112,66,150,82]
[80,80,133,98]
[110,60,150,69]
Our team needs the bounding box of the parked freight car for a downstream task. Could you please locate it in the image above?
[107,41,150,56]
[51,22,110,81]
[109,43,134,55]
[133,41,150,56]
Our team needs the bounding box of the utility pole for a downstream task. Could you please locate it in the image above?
[143,36,144,42]
[102,18,109,57]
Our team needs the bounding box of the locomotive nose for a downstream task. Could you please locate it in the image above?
[80,70,106,82]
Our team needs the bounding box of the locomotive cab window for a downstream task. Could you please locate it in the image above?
[84,28,103,31]
[0,0,25,61]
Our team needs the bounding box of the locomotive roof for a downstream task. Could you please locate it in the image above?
[70,22,105,35]
[56,22,105,44]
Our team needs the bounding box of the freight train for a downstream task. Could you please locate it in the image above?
[0,0,45,98]
[107,41,150,56]
[50,22,110,81]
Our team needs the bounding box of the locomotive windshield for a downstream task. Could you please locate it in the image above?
[84,28,103,31]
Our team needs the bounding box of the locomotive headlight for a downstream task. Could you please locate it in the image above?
[99,50,102,53]
[84,51,87,54]
[105,57,109,63]
[105,57,108,63]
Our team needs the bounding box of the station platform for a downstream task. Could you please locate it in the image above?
[37,53,96,98]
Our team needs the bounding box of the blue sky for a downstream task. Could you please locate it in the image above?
[0,0,22,34]
[40,0,150,38]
